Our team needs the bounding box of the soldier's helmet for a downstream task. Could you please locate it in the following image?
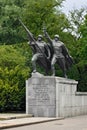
[54,34,59,38]
[37,34,43,41]
[38,35,43,38]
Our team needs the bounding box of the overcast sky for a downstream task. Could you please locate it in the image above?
[61,0,87,15]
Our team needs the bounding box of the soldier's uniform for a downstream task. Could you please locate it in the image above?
[51,39,67,77]
[31,35,50,73]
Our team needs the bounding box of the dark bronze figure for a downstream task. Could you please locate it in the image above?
[19,19,51,74]
[30,34,51,73]
[43,28,73,78]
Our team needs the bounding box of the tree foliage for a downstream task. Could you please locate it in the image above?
[67,9,87,91]
[0,44,31,112]
[22,0,69,38]
[0,0,25,44]
[76,14,87,91]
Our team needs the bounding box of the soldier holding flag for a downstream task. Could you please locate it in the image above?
[19,19,51,74]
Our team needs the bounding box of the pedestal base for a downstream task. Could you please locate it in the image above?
[26,74,78,117]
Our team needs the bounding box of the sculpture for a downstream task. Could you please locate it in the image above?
[43,28,73,78]
[19,19,51,74]
[19,19,73,77]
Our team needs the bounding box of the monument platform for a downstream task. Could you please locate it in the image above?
[26,73,78,117]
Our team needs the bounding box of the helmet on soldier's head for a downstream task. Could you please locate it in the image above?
[54,34,59,41]
[54,34,59,38]
[38,35,43,38]
[37,34,43,41]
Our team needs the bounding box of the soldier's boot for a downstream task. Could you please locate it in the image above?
[51,65,55,76]
[64,73,68,78]
[32,61,37,73]
[63,68,68,78]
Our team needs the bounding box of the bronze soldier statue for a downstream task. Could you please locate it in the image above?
[19,19,73,77]
[43,28,73,78]
[19,19,51,74]
[30,34,50,73]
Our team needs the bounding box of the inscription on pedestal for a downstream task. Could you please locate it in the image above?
[27,77,56,117]
[33,85,50,102]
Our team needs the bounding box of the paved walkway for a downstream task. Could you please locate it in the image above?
[0,114,87,130]
[5,115,87,130]
[0,114,63,129]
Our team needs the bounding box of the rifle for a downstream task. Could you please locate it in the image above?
[19,19,49,60]
[19,19,36,43]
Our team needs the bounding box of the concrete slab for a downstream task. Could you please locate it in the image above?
[0,113,32,120]
[0,117,63,129]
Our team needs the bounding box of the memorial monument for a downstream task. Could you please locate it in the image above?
[19,19,78,117]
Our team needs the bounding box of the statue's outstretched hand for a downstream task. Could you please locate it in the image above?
[43,24,47,33]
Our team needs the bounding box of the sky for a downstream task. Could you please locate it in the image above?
[61,0,87,15]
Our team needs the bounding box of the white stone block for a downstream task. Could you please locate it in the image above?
[26,75,79,117]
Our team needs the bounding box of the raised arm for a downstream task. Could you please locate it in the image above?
[43,27,53,46]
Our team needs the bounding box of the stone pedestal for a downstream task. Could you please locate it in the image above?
[26,73,78,117]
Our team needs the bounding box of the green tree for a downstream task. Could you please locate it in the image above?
[67,9,87,91]
[0,44,31,112]
[68,9,85,38]
[0,0,25,44]
[22,0,67,37]
[76,14,87,91]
